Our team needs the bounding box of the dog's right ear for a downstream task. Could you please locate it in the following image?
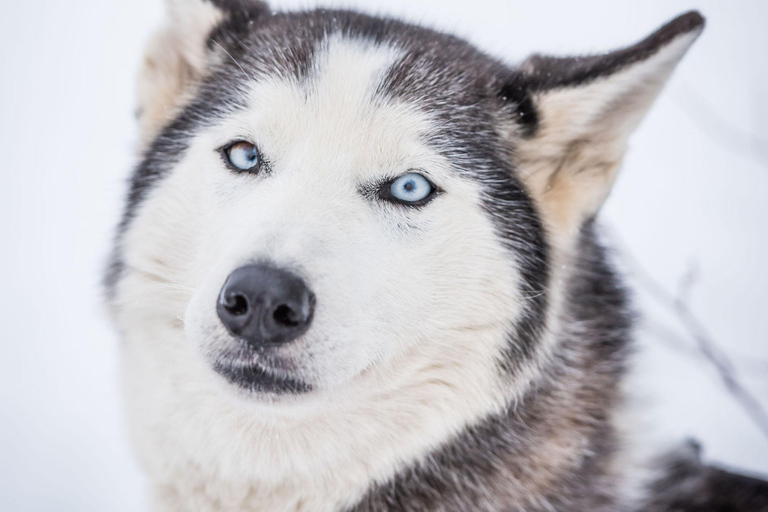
[137,0,268,142]
[501,12,703,246]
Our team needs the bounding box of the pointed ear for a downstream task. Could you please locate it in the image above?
[505,11,704,241]
[137,0,268,142]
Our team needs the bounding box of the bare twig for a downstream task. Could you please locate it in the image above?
[641,319,768,376]
[641,319,700,357]
[604,228,768,440]
[675,259,699,306]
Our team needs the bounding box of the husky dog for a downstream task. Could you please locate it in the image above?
[105,1,768,510]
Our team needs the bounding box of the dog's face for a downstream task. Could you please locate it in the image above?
[108,1,702,413]
[157,36,525,396]
[119,31,533,403]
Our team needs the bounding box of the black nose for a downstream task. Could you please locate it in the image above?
[217,264,315,348]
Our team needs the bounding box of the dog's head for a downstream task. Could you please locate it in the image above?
[108,1,702,409]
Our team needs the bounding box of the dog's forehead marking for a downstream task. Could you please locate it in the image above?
[230,36,448,181]
[305,35,402,106]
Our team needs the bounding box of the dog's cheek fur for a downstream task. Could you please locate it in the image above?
[117,190,524,512]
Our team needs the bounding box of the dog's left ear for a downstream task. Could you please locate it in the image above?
[506,11,704,239]
[137,0,269,143]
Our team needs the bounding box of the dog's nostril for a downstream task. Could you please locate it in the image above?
[223,293,249,316]
[273,304,301,327]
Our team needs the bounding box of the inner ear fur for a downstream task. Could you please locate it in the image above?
[508,11,705,241]
[136,0,268,144]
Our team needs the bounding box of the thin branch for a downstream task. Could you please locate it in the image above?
[675,258,699,307]
[641,319,768,376]
[640,319,700,357]
[604,228,768,440]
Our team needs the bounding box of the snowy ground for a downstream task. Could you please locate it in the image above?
[1,0,766,510]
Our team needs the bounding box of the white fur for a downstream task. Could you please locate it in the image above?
[116,36,527,512]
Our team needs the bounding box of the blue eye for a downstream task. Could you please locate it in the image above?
[387,172,435,205]
[224,141,260,171]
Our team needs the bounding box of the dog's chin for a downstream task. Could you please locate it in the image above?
[207,339,313,396]
[212,359,313,396]
[190,319,314,397]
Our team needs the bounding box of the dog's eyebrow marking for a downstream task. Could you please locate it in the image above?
[211,38,256,84]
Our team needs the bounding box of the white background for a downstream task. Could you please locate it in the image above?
[1,0,766,510]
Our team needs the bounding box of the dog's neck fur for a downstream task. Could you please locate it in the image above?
[350,223,634,512]
[135,224,634,512]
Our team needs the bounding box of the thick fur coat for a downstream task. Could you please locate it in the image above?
[105,2,768,510]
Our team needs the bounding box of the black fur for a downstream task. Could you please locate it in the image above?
[213,360,312,394]
[499,71,539,136]
[518,11,705,92]
[644,442,768,512]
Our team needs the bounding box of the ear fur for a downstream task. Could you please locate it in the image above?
[508,11,705,242]
[136,0,268,143]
